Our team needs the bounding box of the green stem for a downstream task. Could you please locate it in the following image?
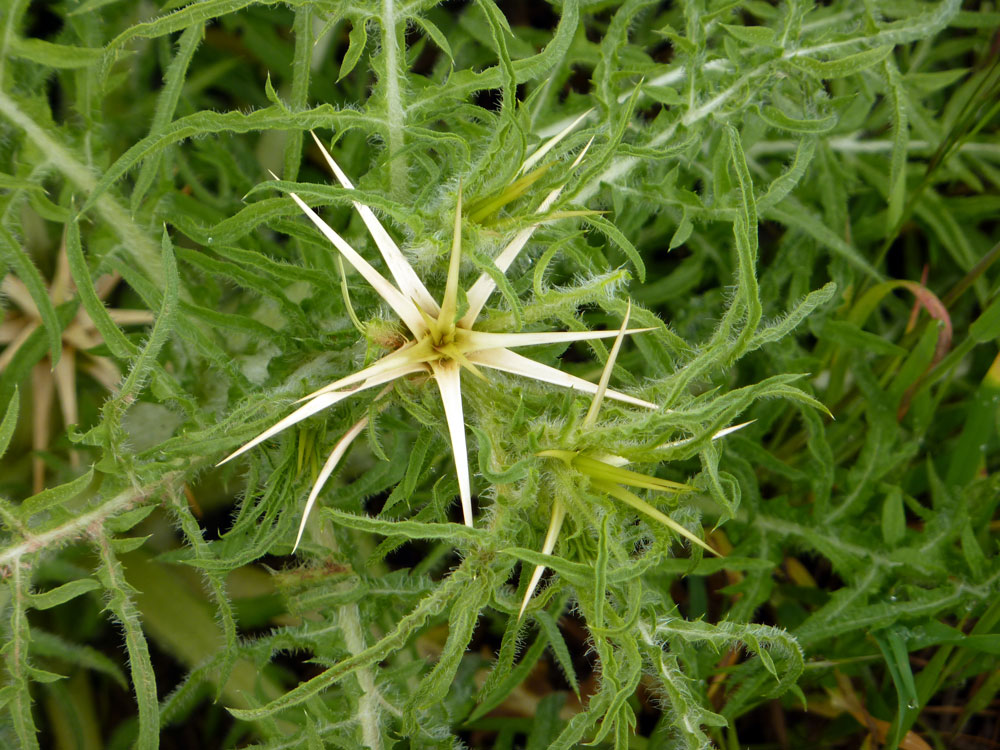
[0,0,30,90]
[381,0,406,199]
[0,476,174,567]
[95,532,159,750]
[9,560,40,750]
[340,602,385,750]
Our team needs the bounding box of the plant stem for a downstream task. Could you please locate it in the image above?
[341,602,384,750]
[322,526,397,749]
[8,560,40,750]
[0,476,172,567]
[0,0,30,90]
[381,0,406,199]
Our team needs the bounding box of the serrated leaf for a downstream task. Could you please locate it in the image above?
[758,105,836,133]
[791,45,894,79]
[583,214,645,282]
[722,24,777,47]
[64,219,136,359]
[325,508,487,544]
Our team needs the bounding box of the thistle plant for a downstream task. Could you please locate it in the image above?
[2,2,999,749]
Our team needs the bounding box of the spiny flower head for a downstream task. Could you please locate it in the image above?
[219,122,657,551]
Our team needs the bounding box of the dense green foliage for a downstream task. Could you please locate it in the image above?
[1,1,998,748]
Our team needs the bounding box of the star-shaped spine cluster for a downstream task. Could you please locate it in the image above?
[219,124,657,548]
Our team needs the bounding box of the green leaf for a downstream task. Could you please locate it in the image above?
[960,521,987,581]
[263,72,283,109]
[64,219,137,360]
[758,137,816,210]
[338,19,368,82]
[131,21,205,212]
[105,504,157,534]
[655,23,695,55]
[946,359,1000,486]
[79,105,377,215]
[883,59,909,230]
[409,0,579,117]
[0,388,18,460]
[28,578,100,610]
[108,535,151,553]
[534,611,579,697]
[904,68,970,94]
[765,200,881,278]
[969,295,1000,342]
[592,513,610,630]
[8,37,103,69]
[19,468,95,520]
[502,546,592,586]
[722,24,777,47]
[646,85,684,106]
[791,45,894,79]
[229,570,467,721]
[413,16,453,62]
[525,693,566,750]
[30,630,127,688]
[470,631,549,722]
[25,665,65,683]
[881,487,906,546]
[105,0,315,48]
[815,319,908,356]
[758,105,836,134]
[669,210,693,249]
[68,0,130,14]
[874,628,920,749]
[4,561,40,750]
[409,581,487,711]
[325,508,488,544]
[748,282,836,350]
[282,7,313,182]
[101,228,178,442]
[583,214,646,282]
[472,426,532,484]
[0,225,63,366]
